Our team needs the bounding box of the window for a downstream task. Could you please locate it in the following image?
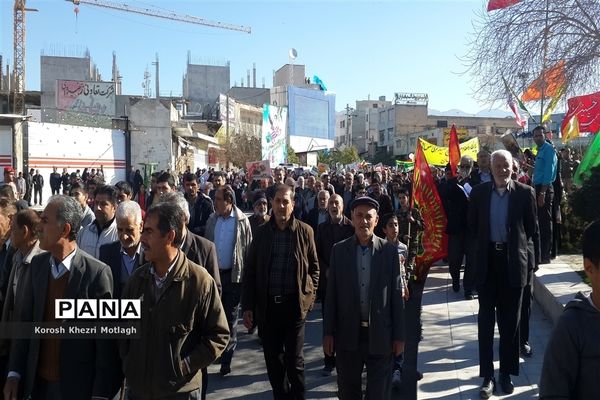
[379,130,385,143]
[340,120,345,129]
[373,103,378,109]
[436,120,448,128]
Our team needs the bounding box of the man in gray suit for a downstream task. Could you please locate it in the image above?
[3,195,117,400]
[324,196,405,400]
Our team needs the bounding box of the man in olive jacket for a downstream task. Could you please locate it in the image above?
[242,184,319,400]
[120,202,229,399]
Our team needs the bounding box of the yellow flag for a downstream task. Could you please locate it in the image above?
[542,87,564,123]
[418,137,480,166]
[561,115,579,144]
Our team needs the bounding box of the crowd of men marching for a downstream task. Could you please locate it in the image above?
[0,124,597,400]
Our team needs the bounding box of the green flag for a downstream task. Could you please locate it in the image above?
[574,133,600,186]
[502,76,536,123]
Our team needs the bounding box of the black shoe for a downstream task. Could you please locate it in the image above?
[417,370,423,381]
[464,292,474,300]
[479,377,495,399]
[452,281,460,293]
[540,258,551,264]
[220,364,231,376]
[321,365,334,377]
[521,342,533,357]
[499,373,514,394]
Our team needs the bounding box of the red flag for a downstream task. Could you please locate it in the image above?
[412,141,448,267]
[487,0,521,11]
[561,91,600,135]
[448,124,461,177]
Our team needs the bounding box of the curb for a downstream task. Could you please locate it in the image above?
[533,262,591,325]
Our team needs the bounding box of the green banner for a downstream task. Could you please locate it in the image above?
[395,160,414,169]
[574,133,600,186]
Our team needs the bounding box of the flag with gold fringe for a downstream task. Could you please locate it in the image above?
[561,91,600,135]
[412,140,448,268]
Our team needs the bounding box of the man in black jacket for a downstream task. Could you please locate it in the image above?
[468,150,539,398]
[49,167,61,196]
[315,194,354,376]
[183,173,214,237]
[33,170,44,206]
[445,155,477,299]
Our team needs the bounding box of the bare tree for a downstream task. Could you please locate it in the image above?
[219,131,261,168]
[464,0,600,107]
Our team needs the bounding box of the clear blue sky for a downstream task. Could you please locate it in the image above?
[1,0,497,113]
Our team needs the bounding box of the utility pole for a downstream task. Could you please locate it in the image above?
[152,53,159,101]
[345,104,354,149]
[226,91,230,169]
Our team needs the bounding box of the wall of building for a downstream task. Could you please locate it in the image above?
[287,86,335,153]
[274,64,306,87]
[129,99,174,172]
[335,111,347,147]
[394,104,429,135]
[183,64,230,115]
[40,56,93,111]
[26,121,126,202]
[228,87,270,108]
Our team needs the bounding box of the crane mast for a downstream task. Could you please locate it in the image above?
[13,0,26,114]
[68,0,251,33]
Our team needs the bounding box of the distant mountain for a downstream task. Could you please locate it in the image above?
[428,108,512,118]
[475,109,513,118]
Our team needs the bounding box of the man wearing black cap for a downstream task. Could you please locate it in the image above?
[248,192,270,236]
[324,196,405,399]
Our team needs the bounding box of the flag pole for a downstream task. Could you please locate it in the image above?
[540,0,550,125]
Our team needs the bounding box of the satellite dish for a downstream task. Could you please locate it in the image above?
[289,48,298,60]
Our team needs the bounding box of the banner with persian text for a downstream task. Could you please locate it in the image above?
[57,80,116,116]
[418,137,479,166]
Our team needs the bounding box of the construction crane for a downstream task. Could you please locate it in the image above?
[13,0,37,115]
[67,0,251,33]
[11,0,250,114]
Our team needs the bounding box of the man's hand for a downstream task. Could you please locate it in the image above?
[323,335,335,357]
[243,310,254,330]
[403,283,410,301]
[4,377,19,400]
[392,340,405,357]
[537,193,545,208]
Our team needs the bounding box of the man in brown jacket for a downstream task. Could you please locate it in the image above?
[242,184,319,400]
[120,202,229,399]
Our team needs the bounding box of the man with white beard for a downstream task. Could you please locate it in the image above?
[248,192,270,236]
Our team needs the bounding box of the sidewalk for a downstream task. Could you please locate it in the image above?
[417,265,553,399]
[206,263,560,399]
